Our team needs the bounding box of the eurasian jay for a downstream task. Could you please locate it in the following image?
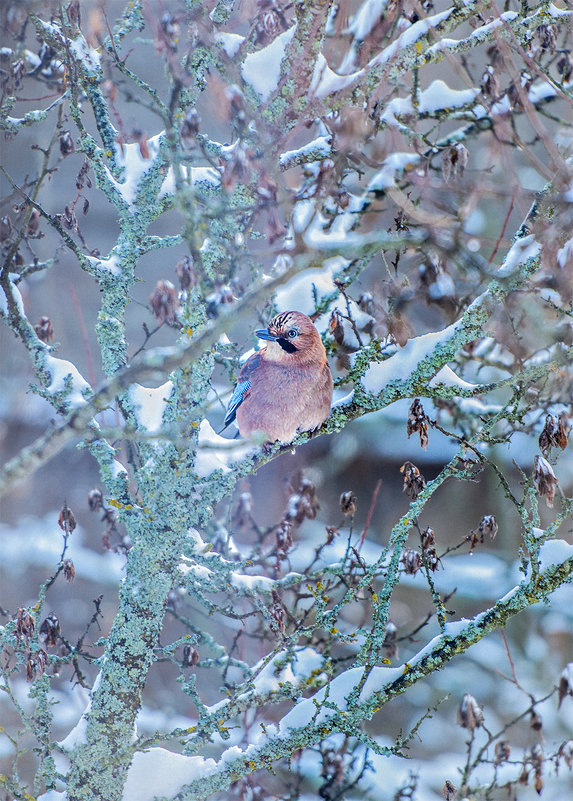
[224,311,333,443]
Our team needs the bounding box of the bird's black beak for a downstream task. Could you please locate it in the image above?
[255,328,278,341]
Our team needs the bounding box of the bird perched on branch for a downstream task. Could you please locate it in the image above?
[223,311,333,443]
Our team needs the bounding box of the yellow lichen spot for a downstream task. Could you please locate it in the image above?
[330,627,339,634]
[108,498,123,509]
[106,150,112,157]
[402,662,411,673]
[371,592,378,603]
[191,421,199,428]
[415,41,423,53]
[381,657,392,665]
[185,327,194,336]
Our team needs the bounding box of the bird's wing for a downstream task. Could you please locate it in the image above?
[223,379,251,427]
[222,351,262,429]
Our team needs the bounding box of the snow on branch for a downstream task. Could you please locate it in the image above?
[124,543,573,801]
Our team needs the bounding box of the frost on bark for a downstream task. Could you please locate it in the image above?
[0,2,572,801]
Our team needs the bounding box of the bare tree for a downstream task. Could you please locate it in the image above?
[1,1,572,800]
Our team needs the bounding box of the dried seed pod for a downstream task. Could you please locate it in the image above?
[182,645,199,667]
[533,455,559,507]
[160,11,180,47]
[58,503,77,533]
[339,491,357,517]
[325,526,338,545]
[329,309,345,345]
[441,780,457,801]
[181,108,200,141]
[234,490,253,529]
[467,514,498,551]
[26,649,47,682]
[176,256,197,291]
[276,519,293,559]
[27,208,40,236]
[400,461,426,500]
[407,398,429,450]
[557,740,573,769]
[270,590,286,634]
[39,614,60,648]
[557,413,571,449]
[63,559,75,582]
[479,514,498,539]
[35,316,54,343]
[15,608,35,643]
[401,548,422,575]
[494,740,511,763]
[422,526,441,571]
[1,215,12,242]
[442,143,469,183]
[358,292,374,315]
[149,280,180,324]
[557,52,572,82]
[286,478,319,524]
[530,743,544,770]
[530,709,543,731]
[59,130,75,157]
[558,662,573,708]
[76,160,92,191]
[539,413,569,453]
[536,24,556,52]
[482,65,498,99]
[88,487,104,512]
[383,621,399,660]
[457,692,484,730]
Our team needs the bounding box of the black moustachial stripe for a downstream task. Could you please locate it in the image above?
[277,338,297,353]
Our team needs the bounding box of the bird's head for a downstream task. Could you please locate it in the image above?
[256,311,326,365]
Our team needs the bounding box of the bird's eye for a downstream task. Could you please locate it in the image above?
[287,329,298,338]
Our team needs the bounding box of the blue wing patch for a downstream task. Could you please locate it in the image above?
[223,379,251,427]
